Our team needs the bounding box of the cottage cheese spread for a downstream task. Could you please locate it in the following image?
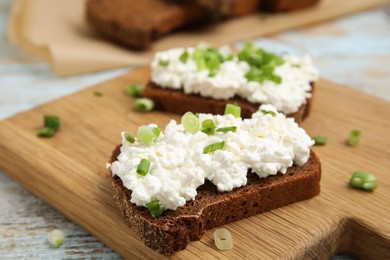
[110,105,314,211]
[151,45,319,114]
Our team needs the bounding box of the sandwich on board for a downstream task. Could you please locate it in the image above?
[108,104,321,255]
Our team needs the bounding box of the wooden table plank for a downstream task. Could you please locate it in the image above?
[1,1,390,258]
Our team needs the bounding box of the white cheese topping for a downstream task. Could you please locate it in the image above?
[151,45,319,114]
[110,105,314,211]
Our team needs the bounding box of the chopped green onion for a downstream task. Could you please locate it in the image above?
[192,47,224,75]
[146,200,164,218]
[137,158,150,176]
[134,98,154,112]
[312,136,327,146]
[216,126,237,133]
[38,115,60,137]
[44,115,60,131]
[181,112,200,134]
[224,104,241,118]
[47,229,64,247]
[153,127,161,138]
[245,67,282,84]
[124,132,135,143]
[179,51,189,63]
[214,228,233,250]
[137,125,160,144]
[261,110,276,117]
[94,91,103,97]
[226,54,234,61]
[349,171,378,191]
[196,57,206,71]
[126,83,144,97]
[347,130,361,147]
[159,60,170,67]
[201,119,216,135]
[38,127,55,137]
[238,42,284,84]
[203,140,226,154]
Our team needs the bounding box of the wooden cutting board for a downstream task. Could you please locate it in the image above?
[0,67,389,259]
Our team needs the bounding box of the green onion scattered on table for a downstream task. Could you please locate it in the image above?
[47,229,64,248]
[126,83,144,97]
[94,91,103,97]
[312,136,327,146]
[134,98,154,112]
[347,130,361,147]
[38,115,60,137]
[349,171,378,191]
[38,127,55,137]
[44,115,60,131]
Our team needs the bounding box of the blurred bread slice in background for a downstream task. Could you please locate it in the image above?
[86,0,208,50]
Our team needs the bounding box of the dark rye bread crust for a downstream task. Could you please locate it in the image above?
[111,146,321,255]
[197,0,262,16]
[86,0,208,50]
[262,0,321,12]
[144,81,315,124]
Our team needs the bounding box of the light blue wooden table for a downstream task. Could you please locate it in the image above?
[0,0,389,258]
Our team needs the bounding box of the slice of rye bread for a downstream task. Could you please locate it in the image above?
[262,0,321,12]
[86,0,208,50]
[195,0,262,16]
[111,146,321,255]
[143,81,315,124]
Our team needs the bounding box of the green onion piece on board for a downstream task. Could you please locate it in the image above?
[137,158,151,176]
[134,98,154,112]
[201,119,216,135]
[44,115,60,131]
[224,104,241,118]
[159,60,170,67]
[181,112,200,134]
[347,130,361,147]
[126,83,144,97]
[261,110,276,117]
[146,200,164,218]
[203,140,226,154]
[312,136,327,146]
[349,171,378,191]
[179,51,189,63]
[137,125,159,144]
[124,132,135,143]
[216,126,237,133]
[38,115,60,137]
[94,91,103,97]
[38,127,56,137]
